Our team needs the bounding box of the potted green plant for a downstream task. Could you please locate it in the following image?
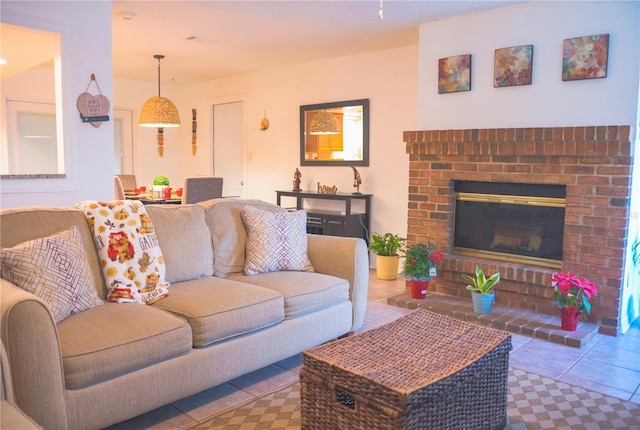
[402,242,444,299]
[152,175,170,199]
[462,266,501,314]
[368,233,406,280]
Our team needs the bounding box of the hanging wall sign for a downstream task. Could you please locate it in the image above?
[77,73,110,128]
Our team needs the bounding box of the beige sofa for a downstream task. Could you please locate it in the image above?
[0,199,368,430]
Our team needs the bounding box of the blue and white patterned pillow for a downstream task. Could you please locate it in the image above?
[242,206,314,275]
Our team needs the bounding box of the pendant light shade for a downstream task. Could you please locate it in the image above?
[139,54,180,127]
[309,111,340,134]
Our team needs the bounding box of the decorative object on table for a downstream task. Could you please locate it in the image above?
[438,54,471,94]
[191,108,197,155]
[562,34,609,81]
[494,44,533,87]
[293,168,302,191]
[316,183,337,194]
[462,266,501,314]
[368,232,406,280]
[351,166,362,194]
[403,242,444,299]
[260,109,269,131]
[152,175,170,199]
[77,73,110,127]
[551,272,598,331]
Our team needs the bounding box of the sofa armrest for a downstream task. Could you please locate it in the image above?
[306,235,369,331]
[0,279,68,430]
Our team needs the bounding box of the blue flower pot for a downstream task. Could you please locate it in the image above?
[471,292,494,314]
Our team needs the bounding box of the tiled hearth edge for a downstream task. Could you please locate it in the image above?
[403,125,632,336]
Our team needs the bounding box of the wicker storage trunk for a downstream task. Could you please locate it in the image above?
[300,309,512,430]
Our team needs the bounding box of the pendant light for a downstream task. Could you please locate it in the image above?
[309,111,340,134]
[138,54,180,127]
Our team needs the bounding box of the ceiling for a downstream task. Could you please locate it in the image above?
[112,0,523,86]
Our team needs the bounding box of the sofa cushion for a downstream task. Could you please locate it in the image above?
[145,204,214,283]
[242,207,314,275]
[199,199,287,278]
[151,277,284,347]
[228,271,349,319]
[74,200,169,304]
[0,226,103,323]
[57,302,192,389]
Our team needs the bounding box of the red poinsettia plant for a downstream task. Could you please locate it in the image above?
[551,272,598,314]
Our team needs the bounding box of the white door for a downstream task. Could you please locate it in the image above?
[213,101,244,197]
[113,109,134,174]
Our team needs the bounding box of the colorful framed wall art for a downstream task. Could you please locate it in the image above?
[438,54,471,94]
[494,45,533,88]
[562,34,609,81]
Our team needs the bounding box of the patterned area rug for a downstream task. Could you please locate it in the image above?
[189,367,640,429]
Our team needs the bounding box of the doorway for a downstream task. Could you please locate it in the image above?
[212,101,244,198]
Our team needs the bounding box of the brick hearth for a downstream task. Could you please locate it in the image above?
[402,125,632,336]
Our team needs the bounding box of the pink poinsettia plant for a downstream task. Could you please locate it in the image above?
[551,272,598,314]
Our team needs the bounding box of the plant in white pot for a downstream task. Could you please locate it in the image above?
[462,266,500,314]
[152,175,170,199]
[367,233,406,280]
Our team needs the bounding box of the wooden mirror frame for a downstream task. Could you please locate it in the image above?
[299,98,369,166]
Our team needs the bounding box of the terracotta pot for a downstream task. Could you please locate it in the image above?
[561,305,580,331]
[409,279,429,299]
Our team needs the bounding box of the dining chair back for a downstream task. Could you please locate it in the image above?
[114,176,126,200]
[116,174,138,192]
[182,177,224,204]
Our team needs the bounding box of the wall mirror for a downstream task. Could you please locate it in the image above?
[300,98,369,166]
[0,22,64,177]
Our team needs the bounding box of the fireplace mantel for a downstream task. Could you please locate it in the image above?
[404,125,632,336]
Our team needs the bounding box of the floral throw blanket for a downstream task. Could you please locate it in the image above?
[74,200,169,304]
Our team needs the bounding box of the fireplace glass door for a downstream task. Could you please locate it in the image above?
[453,181,566,269]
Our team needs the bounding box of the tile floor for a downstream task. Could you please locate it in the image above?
[106,270,640,429]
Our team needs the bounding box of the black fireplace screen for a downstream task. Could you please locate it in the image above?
[453,181,566,269]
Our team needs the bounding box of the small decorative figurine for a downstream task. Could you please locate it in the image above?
[293,168,302,192]
[351,166,362,194]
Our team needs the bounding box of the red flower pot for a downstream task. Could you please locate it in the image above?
[410,279,429,299]
[561,305,580,331]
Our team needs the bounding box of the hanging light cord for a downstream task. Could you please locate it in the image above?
[154,54,164,97]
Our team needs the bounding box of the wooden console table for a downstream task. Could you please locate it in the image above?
[276,190,371,242]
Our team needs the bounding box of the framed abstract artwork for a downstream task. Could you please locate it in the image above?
[438,54,471,94]
[494,45,533,87]
[562,34,609,81]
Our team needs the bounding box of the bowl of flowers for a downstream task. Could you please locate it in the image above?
[402,242,444,299]
[551,272,598,331]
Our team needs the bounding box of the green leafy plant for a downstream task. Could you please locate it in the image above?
[462,266,500,295]
[153,175,170,186]
[402,242,444,280]
[368,233,406,257]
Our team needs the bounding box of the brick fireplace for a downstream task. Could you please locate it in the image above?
[404,125,632,336]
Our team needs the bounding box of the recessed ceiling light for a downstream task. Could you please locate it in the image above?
[0,58,7,65]
[186,35,215,44]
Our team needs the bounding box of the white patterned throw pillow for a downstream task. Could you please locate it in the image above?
[0,226,103,323]
[242,206,314,275]
[74,200,169,304]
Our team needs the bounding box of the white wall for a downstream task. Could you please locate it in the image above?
[418,1,639,132]
[1,1,113,207]
[113,46,419,246]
